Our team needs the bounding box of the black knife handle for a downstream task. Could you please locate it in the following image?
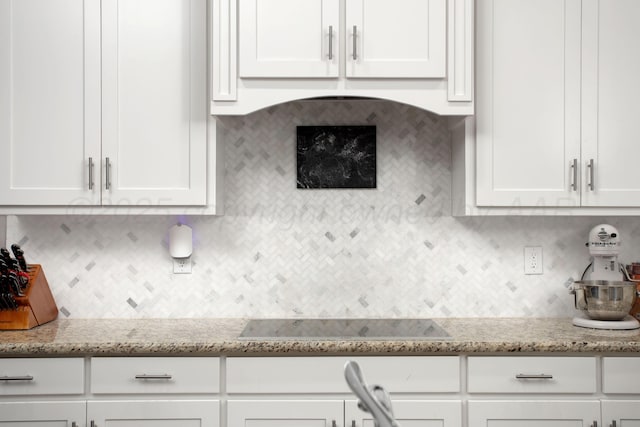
[16,256,27,273]
[8,274,24,297]
[11,246,28,270]
[6,293,17,310]
[0,248,11,264]
[0,260,8,276]
[10,244,20,257]
[0,294,8,310]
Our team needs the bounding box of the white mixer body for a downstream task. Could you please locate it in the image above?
[587,224,622,281]
[588,224,621,256]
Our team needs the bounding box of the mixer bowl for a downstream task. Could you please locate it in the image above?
[571,280,639,320]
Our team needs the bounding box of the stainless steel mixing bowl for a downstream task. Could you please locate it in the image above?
[571,280,639,320]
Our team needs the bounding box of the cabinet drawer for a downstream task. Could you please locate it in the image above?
[0,358,84,395]
[603,357,640,393]
[468,357,596,393]
[228,400,343,427]
[91,357,219,394]
[227,356,460,393]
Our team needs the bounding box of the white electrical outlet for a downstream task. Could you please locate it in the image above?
[173,257,192,274]
[524,246,543,275]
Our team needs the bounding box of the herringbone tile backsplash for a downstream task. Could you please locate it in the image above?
[8,100,640,318]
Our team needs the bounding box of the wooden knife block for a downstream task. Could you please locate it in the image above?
[0,264,58,330]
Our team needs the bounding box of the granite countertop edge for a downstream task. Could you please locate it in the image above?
[1,317,639,356]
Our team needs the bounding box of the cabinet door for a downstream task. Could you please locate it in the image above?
[602,401,640,427]
[0,401,85,426]
[346,400,461,427]
[468,401,600,427]
[228,400,344,427]
[581,0,640,207]
[0,0,101,206]
[475,0,581,207]
[345,0,446,78]
[239,0,339,78]
[603,357,640,394]
[87,400,219,427]
[101,0,207,207]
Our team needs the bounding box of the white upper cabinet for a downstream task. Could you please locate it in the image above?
[0,0,215,213]
[475,0,581,207]
[101,0,207,207]
[463,0,640,213]
[0,0,101,206]
[239,0,445,79]
[213,0,474,115]
[239,0,339,78]
[581,0,640,207]
[345,0,446,78]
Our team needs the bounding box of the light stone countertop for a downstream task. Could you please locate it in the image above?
[0,318,639,356]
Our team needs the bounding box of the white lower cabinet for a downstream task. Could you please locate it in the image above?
[468,401,600,427]
[226,357,462,427]
[88,357,220,427]
[346,399,462,427]
[227,399,462,427]
[468,357,601,427]
[603,357,640,394]
[0,400,219,427]
[4,355,640,427]
[90,357,220,395]
[0,358,85,396]
[228,400,343,427]
[88,400,219,427]
[0,358,85,426]
[0,401,86,426]
[602,401,640,427]
[467,356,597,394]
[601,358,640,427]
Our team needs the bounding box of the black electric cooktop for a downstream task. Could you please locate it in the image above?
[239,318,450,340]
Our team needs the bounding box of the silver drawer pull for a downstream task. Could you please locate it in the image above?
[0,375,34,382]
[328,26,333,60]
[516,373,553,380]
[570,158,578,191]
[352,25,358,60]
[88,157,95,190]
[134,374,173,380]
[105,157,112,190]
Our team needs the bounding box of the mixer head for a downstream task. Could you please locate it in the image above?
[588,224,621,257]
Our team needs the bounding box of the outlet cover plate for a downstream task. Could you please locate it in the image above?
[524,246,543,275]
[173,257,192,274]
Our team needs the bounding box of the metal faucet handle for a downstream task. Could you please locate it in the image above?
[356,386,392,415]
[371,385,393,414]
[344,361,401,427]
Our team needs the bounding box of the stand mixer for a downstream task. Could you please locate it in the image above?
[571,224,640,329]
